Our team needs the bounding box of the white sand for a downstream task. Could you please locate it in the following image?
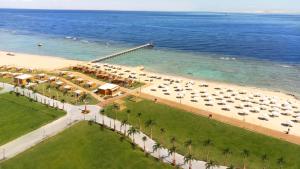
[89,63,300,137]
[0,51,84,70]
[1,50,300,137]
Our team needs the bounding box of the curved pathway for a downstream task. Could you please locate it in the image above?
[0,82,227,169]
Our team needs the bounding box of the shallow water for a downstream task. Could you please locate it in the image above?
[0,9,299,96]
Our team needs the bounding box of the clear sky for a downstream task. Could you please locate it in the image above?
[0,0,300,13]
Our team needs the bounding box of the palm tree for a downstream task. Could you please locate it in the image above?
[80,93,88,110]
[160,128,165,139]
[203,139,213,161]
[51,95,56,107]
[184,153,193,169]
[100,109,105,125]
[128,127,140,143]
[121,119,128,135]
[142,136,147,153]
[33,89,37,101]
[21,85,25,95]
[113,110,118,130]
[184,139,193,154]
[153,142,162,159]
[261,154,268,169]
[126,109,131,121]
[13,84,17,93]
[137,112,142,130]
[61,99,65,110]
[170,136,176,147]
[277,157,285,169]
[205,160,217,169]
[222,148,232,165]
[168,146,177,166]
[241,149,250,169]
[46,84,51,94]
[145,119,156,139]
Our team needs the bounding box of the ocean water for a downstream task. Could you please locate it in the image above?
[0,9,300,96]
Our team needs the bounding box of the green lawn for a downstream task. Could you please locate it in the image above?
[0,122,172,169]
[0,77,13,84]
[34,83,99,105]
[0,74,98,105]
[0,93,65,145]
[104,96,300,169]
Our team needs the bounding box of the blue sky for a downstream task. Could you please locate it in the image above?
[0,0,300,13]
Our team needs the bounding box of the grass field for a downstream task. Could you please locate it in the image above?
[0,75,99,105]
[0,122,173,169]
[0,93,65,145]
[0,77,13,84]
[104,96,300,169]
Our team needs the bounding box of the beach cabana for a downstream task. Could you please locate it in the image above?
[74,90,84,97]
[67,74,75,79]
[35,73,47,80]
[85,81,97,88]
[63,85,72,91]
[48,76,57,82]
[97,83,120,96]
[55,81,64,87]
[14,74,34,85]
[75,78,84,84]
[0,72,13,78]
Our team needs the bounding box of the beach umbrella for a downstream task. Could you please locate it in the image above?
[258,113,269,121]
[250,107,260,113]
[204,97,212,102]
[260,106,267,110]
[205,101,213,106]
[282,120,294,127]
[222,105,231,111]
[281,110,292,116]
[238,111,248,116]
[270,111,280,117]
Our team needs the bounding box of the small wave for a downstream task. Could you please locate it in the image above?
[279,64,292,68]
[81,40,89,43]
[220,57,236,60]
[65,36,72,39]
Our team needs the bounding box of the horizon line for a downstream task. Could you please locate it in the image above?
[0,7,300,15]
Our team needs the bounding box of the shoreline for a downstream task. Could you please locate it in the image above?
[0,49,298,100]
[0,50,84,70]
[107,62,300,100]
[148,67,300,100]
[1,50,300,137]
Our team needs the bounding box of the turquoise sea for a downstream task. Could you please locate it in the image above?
[0,9,299,97]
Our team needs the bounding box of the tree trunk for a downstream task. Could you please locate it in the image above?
[173,153,176,166]
[139,118,141,130]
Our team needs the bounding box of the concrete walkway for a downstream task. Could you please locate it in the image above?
[0,82,227,169]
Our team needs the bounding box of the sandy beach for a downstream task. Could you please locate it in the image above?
[85,62,300,139]
[1,51,300,140]
[0,51,83,70]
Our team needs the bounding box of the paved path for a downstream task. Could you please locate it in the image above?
[0,82,227,169]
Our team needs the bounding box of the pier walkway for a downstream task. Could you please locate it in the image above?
[91,43,154,63]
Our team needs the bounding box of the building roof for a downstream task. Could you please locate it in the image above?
[98,83,119,90]
[15,74,33,80]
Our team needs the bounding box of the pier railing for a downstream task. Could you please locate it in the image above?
[91,43,154,63]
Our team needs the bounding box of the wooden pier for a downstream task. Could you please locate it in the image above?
[91,43,154,63]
